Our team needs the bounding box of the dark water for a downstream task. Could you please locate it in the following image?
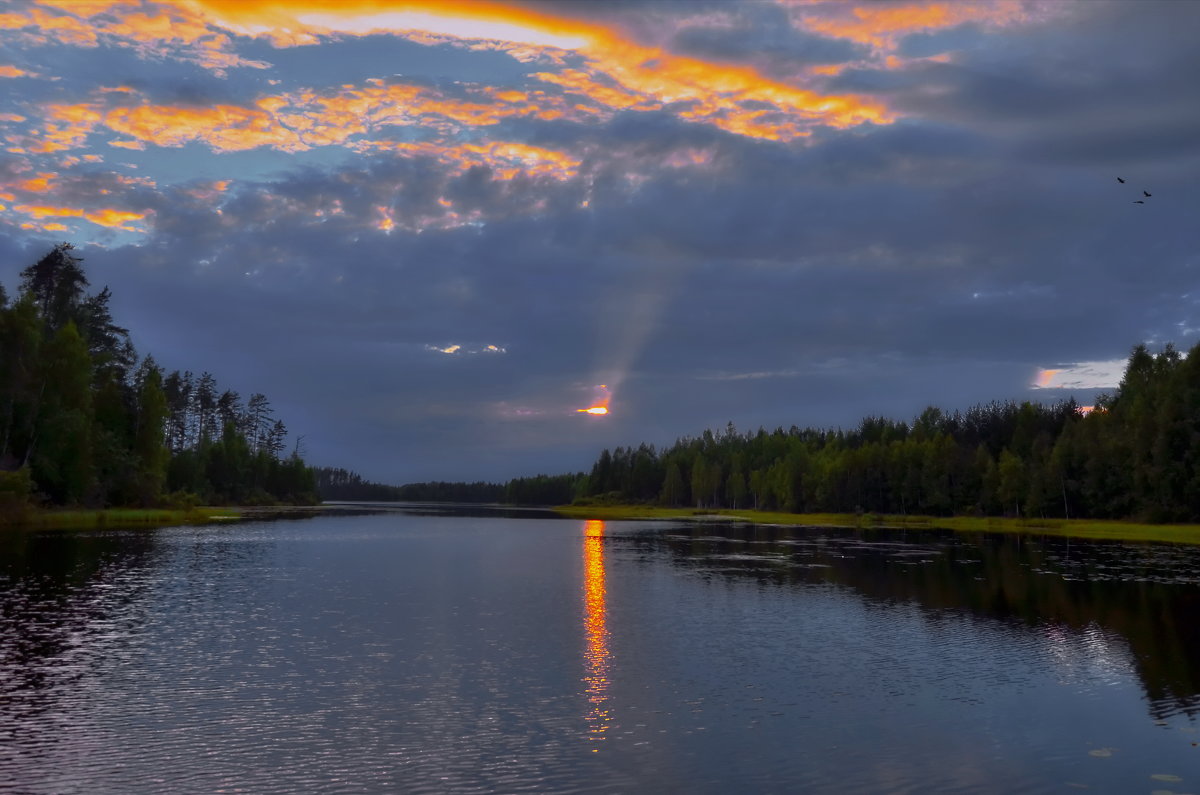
[2,510,1200,793]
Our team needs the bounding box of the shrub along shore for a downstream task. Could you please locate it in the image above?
[552,504,1200,545]
[0,506,239,530]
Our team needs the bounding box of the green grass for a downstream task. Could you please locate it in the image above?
[0,506,242,531]
[552,504,1200,545]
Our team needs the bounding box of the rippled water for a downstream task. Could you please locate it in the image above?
[2,510,1200,793]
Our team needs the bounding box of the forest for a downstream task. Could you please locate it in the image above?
[573,343,1200,522]
[0,243,317,512]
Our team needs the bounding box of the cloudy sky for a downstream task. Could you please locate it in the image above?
[1,0,1197,483]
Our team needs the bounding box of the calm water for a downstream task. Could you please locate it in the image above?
[2,509,1200,793]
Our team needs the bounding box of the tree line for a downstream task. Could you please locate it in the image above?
[1,243,317,512]
[576,343,1200,522]
[315,466,586,505]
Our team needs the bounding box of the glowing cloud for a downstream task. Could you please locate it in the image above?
[794,1,1040,50]
[1032,360,1126,390]
[9,203,146,230]
[18,2,270,73]
[188,1,891,140]
[296,10,590,50]
[425,343,507,355]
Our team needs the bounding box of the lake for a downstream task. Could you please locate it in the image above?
[2,507,1199,793]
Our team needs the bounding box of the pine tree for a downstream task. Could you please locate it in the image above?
[19,243,88,332]
[133,362,170,505]
[34,321,95,504]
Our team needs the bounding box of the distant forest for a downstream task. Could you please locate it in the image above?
[0,243,317,512]
[571,343,1200,522]
[328,343,1200,523]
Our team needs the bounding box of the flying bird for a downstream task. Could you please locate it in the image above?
[1117,177,1126,183]
[1134,200,1145,204]
[1143,190,1152,197]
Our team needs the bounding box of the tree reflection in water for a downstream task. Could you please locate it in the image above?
[621,522,1200,720]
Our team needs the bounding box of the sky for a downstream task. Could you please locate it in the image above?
[1,0,1198,484]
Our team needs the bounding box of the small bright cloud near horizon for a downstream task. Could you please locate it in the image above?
[2,0,1198,483]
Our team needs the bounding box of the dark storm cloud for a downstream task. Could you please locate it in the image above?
[895,24,989,59]
[832,1,1200,169]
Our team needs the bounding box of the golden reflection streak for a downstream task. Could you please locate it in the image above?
[582,519,611,749]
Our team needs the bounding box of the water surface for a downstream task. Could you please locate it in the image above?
[2,509,1199,792]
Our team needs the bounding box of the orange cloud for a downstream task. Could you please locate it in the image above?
[181,178,232,201]
[84,207,146,227]
[25,103,104,153]
[188,1,893,140]
[16,172,57,192]
[0,14,32,30]
[0,65,29,78]
[1034,368,1060,388]
[34,1,117,16]
[12,203,146,229]
[33,79,585,154]
[105,103,306,152]
[13,204,85,219]
[16,7,100,46]
[12,2,268,73]
[9,1,896,150]
[375,205,395,232]
[795,1,1038,50]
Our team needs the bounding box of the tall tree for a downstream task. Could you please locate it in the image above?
[133,361,170,505]
[19,243,88,332]
[0,297,43,468]
[33,321,94,504]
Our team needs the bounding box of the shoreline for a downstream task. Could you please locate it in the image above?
[0,503,361,531]
[551,504,1200,545]
[0,507,243,531]
[11,502,1200,545]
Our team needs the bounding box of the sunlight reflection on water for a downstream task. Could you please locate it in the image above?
[581,519,612,750]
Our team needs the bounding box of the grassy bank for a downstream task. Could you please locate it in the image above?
[0,506,243,531]
[552,504,1200,545]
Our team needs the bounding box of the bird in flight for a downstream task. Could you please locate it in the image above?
[1143,190,1152,197]
[1134,200,1145,204]
[1117,177,1126,183]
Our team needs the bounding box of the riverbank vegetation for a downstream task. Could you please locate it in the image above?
[1,243,317,517]
[0,506,240,530]
[552,504,1200,545]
